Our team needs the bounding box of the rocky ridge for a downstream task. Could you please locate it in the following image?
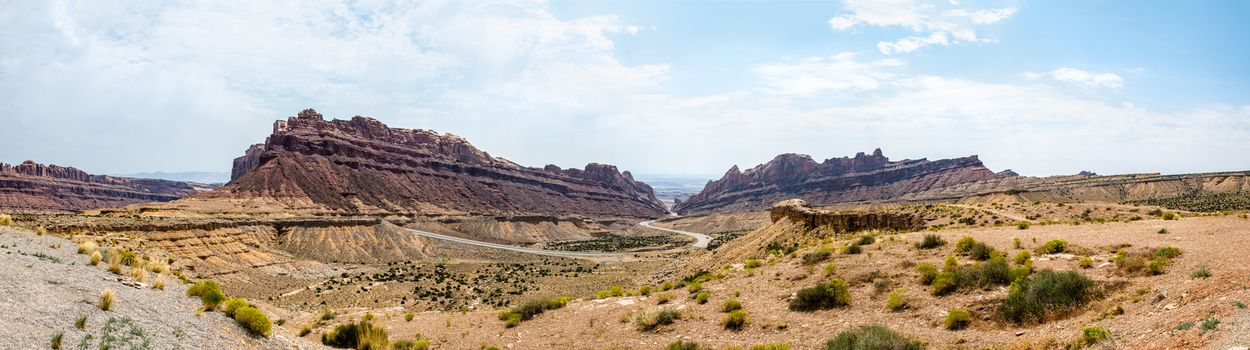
[215,109,668,219]
[0,161,208,213]
[673,149,1000,214]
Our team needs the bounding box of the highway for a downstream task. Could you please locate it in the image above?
[393,218,711,258]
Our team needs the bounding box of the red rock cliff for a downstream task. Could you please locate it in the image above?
[215,109,668,219]
[673,149,1000,214]
[0,161,204,213]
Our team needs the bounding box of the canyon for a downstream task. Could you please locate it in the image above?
[0,160,211,213]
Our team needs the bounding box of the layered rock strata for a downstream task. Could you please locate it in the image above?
[213,109,667,219]
[0,161,206,213]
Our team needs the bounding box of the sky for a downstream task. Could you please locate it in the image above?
[2,0,1248,182]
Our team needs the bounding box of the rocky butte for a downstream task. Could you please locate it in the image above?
[0,161,207,213]
[212,109,668,219]
[673,149,1001,214]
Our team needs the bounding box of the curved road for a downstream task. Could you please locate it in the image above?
[392,218,711,259]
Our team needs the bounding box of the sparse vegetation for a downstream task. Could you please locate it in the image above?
[51,331,63,349]
[1016,222,1030,230]
[1200,317,1220,333]
[323,313,388,349]
[694,291,710,304]
[498,296,571,327]
[75,315,87,329]
[1190,266,1212,279]
[1079,256,1093,269]
[1041,240,1067,254]
[824,325,923,350]
[188,279,226,309]
[1161,212,1178,220]
[722,299,743,312]
[595,285,626,299]
[915,263,938,285]
[944,308,971,330]
[843,243,862,255]
[89,251,102,266]
[745,259,763,268]
[667,340,705,350]
[916,234,946,249]
[77,241,97,254]
[99,288,115,311]
[721,310,749,331]
[634,309,680,331]
[1000,269,1097,324]
[153,276,166,290]
[1082,326,1111,345]
[885,289,907,311]
[789,279,850,311]
[802,248,832,264]
[1157,228,1168,234]
[233,306,273,337]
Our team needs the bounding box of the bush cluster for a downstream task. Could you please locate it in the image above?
[824,325,923,350]
[498,296,570,327]
[323,313,388,349]
[1041,240,1067,254]
[233,305,272,336]
[1000,269,1097,324]
[944,309,971,330]
[634,309,680,331]
[789,279,850,311]
[802,249,833,265]
[188,280,226,309]
[721,310,749,331]
[916,234,946,249]
[885,289,907,311]
[924,254,1020,296]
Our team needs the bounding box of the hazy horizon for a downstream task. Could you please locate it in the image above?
[3,1,1248,178]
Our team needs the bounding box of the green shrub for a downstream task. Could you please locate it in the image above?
[1041,240,1066,254]
[75,315,87,330]
[1000,269,1096,324]
[639,285,652,296]
[789,279,851,311]
[1200,316,1220,333]
[391,340,418,350]
[915,263,938,285]
[322,314,387,349]
[802,249,833,265]
[844,243,862,255]
[722,310,749,330]
[1234,301,1246,309]
[596,285,626,299]
[1161,212,1178,220]
[694,291,710,304]
[667,340,705,350]
[233,306,272,337]
[1154,246,1182,259]
[745,259,763,268]
[943,255,958,273]
[1082,326,1111,345]
[1014,251,1031,266]
[968,242,995,261]
[118,250,138,267]
[930,273,957,296]
[857,235,876,245]
[824,325,923,350]
[1016,222,1030,230]
[722,299,743,312]
[223,297,249,317]
[916,234,945,249]
[404,311,414,322]
[955,237,977,253]
[1013,237,1023,249]
[885,289,907,311]
[944,309,971,330]
[1157,228,1168,234]
[1147,258,1169,275]
[498,296,570,327]
[1191,267,1212,279]
[412,339,429,350]
[1079,256,1093,268]
[634,309,680,331]
[190,280,226,309]
[750,344,791,350]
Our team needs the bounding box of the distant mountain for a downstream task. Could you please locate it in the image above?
[209,109,668,219]
[672,149,1001,214]
[109,171,230,184]
[1,160,210,213]
[632,173,712,208]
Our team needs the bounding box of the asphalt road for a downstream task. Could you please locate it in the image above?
[393,218,712,258]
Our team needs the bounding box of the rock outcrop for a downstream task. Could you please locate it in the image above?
[768,199,922,233]
[673,149,1001,214]
[0,161,207,213]
[213,109,667,219]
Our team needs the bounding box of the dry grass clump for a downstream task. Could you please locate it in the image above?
[153,276,166,290]
[0,214,12,226]
[36,226,47,236]
[130,267,146,282]
[89,251,103,266]
[77,241,97,254]
[147,260,168,274]
[107,250,124,275]
[322,313,387,348]
[721,299,743,313]
[634,309,681,332]
[99,288,115,311]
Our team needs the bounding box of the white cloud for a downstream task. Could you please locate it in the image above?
[1025,67,1125,89]
[752,53,899,96]
[827,0,1017,55]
